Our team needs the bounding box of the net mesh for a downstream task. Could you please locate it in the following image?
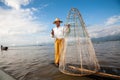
[59,8,100,76]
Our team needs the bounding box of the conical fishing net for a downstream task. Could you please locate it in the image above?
[59,8,100,76]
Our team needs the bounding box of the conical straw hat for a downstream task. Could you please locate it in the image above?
[53,18,63,24]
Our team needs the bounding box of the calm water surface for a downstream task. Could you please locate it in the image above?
[0,41,120,80]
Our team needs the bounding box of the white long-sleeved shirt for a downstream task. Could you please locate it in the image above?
[51,26,70,39]
[52,26,64,39]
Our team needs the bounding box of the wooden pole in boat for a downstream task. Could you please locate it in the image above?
[69,66,120,79]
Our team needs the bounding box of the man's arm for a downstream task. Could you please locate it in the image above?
[65,24,70,33]
[51,29,54,38]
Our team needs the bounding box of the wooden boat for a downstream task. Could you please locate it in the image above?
[1,45,8,51]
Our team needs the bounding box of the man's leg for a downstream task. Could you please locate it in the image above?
[58,39,64,64]
[60,39,64,53]
[55,39,59,65]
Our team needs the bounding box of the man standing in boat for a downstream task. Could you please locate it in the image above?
[51,18,70,66]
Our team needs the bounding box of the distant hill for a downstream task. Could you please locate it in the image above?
[91,34,120,42]
[88,26,120,42]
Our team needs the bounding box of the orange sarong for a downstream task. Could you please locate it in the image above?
[54,38,64,64]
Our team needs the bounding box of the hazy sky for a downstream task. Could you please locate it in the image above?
[0,0,120,46]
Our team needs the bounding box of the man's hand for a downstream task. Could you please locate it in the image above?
[51,29,54,37]
[65,24,70,33]
[66,24,70,28]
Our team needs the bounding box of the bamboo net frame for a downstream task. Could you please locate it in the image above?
[59,8,100,76]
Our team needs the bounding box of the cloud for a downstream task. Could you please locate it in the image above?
[88,25,120,38]
[0,8,46,36]
[87,15,120,38]
[0,0,52,46]
[1,0,31,10]
[105,15,120,26]
[39,4,49,10]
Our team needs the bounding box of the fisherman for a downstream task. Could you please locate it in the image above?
[51,18,70,66]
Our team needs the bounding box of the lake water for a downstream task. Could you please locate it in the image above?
[0,41,120,80]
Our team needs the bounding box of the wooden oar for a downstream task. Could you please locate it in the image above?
[69,66,120,79]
